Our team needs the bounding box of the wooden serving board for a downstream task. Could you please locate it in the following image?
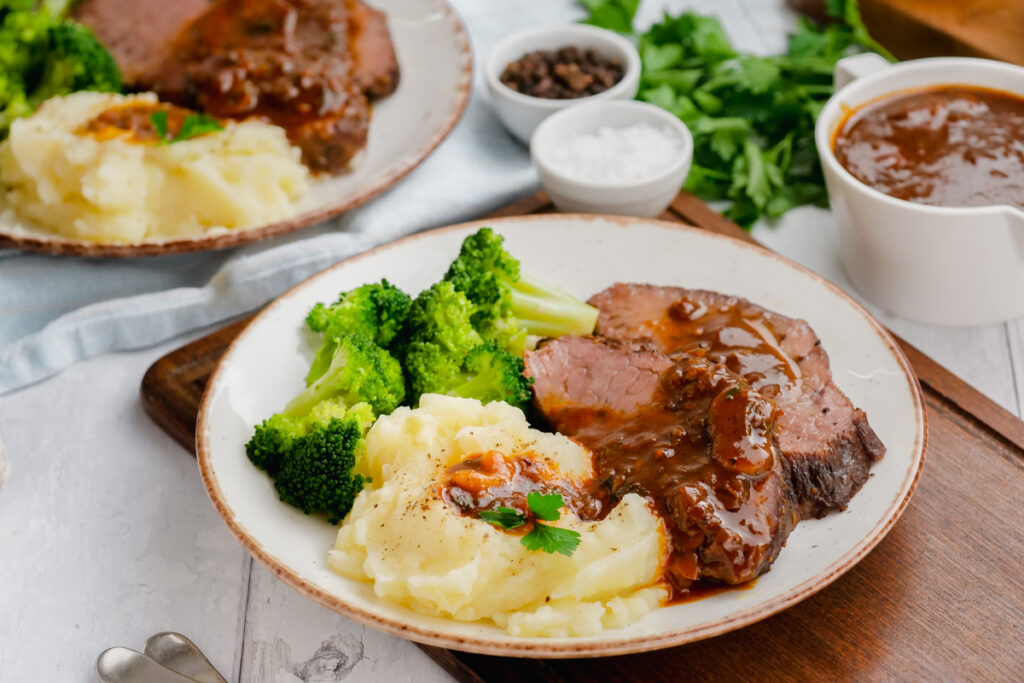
[788,0,1024,66]
[141,191,1024,681]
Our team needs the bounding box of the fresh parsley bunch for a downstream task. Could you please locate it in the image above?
[581,0,893,227]
[480,491,582,557]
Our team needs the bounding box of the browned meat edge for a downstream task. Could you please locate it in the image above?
[588,283,885,519]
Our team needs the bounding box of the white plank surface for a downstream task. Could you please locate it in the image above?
[238,564,441,683]
[0,340,250,681]
[1,2,1023,682]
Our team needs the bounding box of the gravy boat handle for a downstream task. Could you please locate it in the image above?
[834,53,891,89]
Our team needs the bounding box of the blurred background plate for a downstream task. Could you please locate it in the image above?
[0,0,472,258]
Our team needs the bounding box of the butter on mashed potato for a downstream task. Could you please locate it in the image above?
[0,91,309,242]
[328,395,670,637]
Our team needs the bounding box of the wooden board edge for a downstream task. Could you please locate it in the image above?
[896,337,1024,452]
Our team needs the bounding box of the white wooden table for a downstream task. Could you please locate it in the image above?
[1,2,1021,681]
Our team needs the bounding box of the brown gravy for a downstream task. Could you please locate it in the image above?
[668,576,758,605]
[441,450,600,526]
[147,0,369,173]
[833,85,1024,209]
[442,355,792,600]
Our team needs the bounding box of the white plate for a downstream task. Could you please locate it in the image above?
[0,0,471,258]
[197,215,926,657]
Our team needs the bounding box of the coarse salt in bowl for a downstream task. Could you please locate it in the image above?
[531,100,693,217]
[549,123,684,184]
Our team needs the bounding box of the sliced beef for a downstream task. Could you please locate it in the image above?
[525,336,797,589]
[74,0,400,173]
[73,0,213,84]
[347,0,400,99]
[75,0,399,99]
[141,0,369,173]
[589,283,886,518]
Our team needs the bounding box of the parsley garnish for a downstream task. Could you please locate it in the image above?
[479,491,582,557]
[580,0,893,228]
[175,113,223,141]
[525,491,564,521]
[150,110,168,140]
[149,111,224,144]
[479,506,526,530]
[520,521,581,557]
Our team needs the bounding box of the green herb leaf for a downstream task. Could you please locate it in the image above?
[149,110,168,140]
[608,0,890,228]
[579,0,638,34]
[150,111,224,145]
[642,43,683,72]
[824,0,845,17]
[479,506,526,530]
[173,113,223,142]
[641,68,703,91]
[694,116,749,160]
[521,522,582,557]
[526,491,565,522]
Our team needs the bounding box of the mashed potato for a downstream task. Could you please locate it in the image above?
[328,395,670,637]
[0,92,309,242]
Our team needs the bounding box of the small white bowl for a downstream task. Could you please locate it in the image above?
[485,24,641,144]
[530,100,693,217]
[816,54,1024,326]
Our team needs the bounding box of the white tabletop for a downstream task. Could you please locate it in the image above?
[2,2,1023,682]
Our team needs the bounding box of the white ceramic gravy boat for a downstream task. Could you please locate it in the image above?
[815,54,1024,326]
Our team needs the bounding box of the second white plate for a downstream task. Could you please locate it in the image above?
[0,0,471,257]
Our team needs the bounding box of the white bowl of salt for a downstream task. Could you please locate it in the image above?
[530,100,693,217]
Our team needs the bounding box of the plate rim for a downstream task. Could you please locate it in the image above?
[195,213,927,658]
[0,0,473,259]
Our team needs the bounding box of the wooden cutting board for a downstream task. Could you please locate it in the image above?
[788,0,1024,65]
[141,191,1024,681]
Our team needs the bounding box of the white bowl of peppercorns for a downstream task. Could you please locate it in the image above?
[486,24,641,144]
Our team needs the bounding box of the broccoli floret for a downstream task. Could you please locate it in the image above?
[393,280,537,408]
[246,401,374,524]
[0,8,51,78]
[0,2,36,12]
[456,343,533,406]
[406,340,533,408]
[304,280,411,385]
[0,6,121,138]
[443,228,599,345]
[393,280,483,360]
[402,340,460,399]
[285,334,404,418]
[306,279,411,343]
[29,20,121,105]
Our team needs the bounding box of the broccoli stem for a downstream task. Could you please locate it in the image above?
[448,371,501,402]
[509,274,599,339]
[285,347,348,417]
